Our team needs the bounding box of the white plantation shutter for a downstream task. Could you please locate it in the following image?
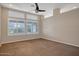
[8,10,25,18]
[27,14,38,20]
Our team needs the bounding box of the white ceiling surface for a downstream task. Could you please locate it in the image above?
[1,3,79,18]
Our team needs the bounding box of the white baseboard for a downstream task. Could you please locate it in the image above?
[42,35,79,47]
[1,38,40,44]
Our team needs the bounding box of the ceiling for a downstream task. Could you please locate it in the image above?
[1,3,79,18]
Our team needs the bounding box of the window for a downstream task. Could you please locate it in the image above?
[26,14,39,34]
[8,18,25,35]
[8,10,39,36]
[8,10,25,35]
[8,20,17,34]
[27,20,38,34]
[17,21,25,33]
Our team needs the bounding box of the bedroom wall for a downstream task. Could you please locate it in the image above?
[1,7,42,44]
[0,6,1,46]
[43,8,79,47]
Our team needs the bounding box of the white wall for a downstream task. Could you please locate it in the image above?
[43,8,79,47]
[0,6,1,46]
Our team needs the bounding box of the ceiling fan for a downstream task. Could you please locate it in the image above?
[34,3,46,13]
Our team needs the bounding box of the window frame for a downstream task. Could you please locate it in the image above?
[8,17,26,36]
[26,19,39,34]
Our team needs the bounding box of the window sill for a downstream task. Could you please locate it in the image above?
[8,33,26,36]
[8,32,39,36]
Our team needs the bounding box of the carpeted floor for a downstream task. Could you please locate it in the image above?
[0,38,79,56]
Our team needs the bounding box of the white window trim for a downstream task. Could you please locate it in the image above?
[8,18,26,36]
[26,19,39,34]
[8,18,39,36]
[8,33,26,36]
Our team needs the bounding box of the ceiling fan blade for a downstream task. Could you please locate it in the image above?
[38,10,46,12]
[35,3,39,10]
[34,3,46,13]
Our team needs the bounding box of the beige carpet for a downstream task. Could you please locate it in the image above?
[0,38,79,56]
